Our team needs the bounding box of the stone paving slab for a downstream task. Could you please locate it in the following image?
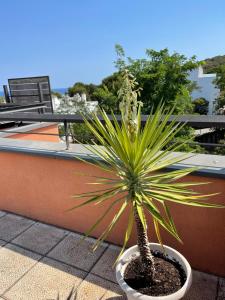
[4,257,86,300]
[0,240,6,248]
[47,232,108,272]
[0,213,222,300]
[101,283,126,299]
[76,274,109,300]
[0,211,6,218]
[91,244,120,283]
[0,214,34,241]
[76,273,124,300]
[183,270,218,300]
[0,244,41,295]
[12,222,68,255]
[217,277,225,300]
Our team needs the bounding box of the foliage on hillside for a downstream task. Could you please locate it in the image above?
[203,55,225,74]
[214,65,225,111]
[68,82,98,101]
[203,55,225,112]
[51,91,63,98]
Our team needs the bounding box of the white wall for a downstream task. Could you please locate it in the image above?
[189,66,220,115]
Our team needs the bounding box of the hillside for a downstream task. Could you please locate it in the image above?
[203,55,225,73]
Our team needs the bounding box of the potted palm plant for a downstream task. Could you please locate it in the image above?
[70,70,223,299]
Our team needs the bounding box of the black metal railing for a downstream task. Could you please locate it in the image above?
[0,113,224,152]
[0,112,225,126]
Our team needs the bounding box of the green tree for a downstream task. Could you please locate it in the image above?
[93,85,118,113]
[115,46,201,114]
[92,72,122,113]
[174,86,194,114]
[214,65,225,111]
[51,91,63,98]
[192,97,209,115]
[68,82,97,100]
[213,139,225,155]
[68,46,200,115]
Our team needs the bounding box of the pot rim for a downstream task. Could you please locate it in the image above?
[116,243,192,299]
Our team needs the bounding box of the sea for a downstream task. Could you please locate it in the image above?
[0,87,68,97]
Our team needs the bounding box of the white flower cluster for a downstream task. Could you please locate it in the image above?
[53,93,98,115]
[118,70,142,141]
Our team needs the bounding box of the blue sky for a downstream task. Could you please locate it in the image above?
[0,0,224,88]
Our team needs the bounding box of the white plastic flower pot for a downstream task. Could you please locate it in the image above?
[116,243,192,300]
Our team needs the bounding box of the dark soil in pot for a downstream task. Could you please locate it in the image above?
[124,251,187,296]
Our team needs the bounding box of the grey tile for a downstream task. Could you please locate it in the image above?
[12,222,68,254]
[102,283,126,299]
[91,245,121,283]
[77,273,121,300]
[183,270,218,300]
[217,277,225,300]
[0,244,41,294]
[0,239,6,247]
[0,211,6,218]
[47,232,108,272]
[4,257,86,300]
[0,214,34,241]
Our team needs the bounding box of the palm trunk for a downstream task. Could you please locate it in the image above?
[134,206,155,281]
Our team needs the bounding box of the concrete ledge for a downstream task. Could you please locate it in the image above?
[0,138,225,178]
[0,122,57,138]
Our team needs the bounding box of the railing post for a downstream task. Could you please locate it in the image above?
[64,120,70,150]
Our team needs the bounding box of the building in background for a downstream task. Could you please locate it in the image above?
[189,66,220,115]
[53,93,98,114]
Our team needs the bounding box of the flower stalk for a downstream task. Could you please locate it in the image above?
[119,69,155,280]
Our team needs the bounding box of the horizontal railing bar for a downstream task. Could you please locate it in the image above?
[0,129,60,136]
[0,129,224,148]
[0,113,224,128]
[182,142,225,148]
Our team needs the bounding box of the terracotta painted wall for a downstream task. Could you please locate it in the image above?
[0,151,224,276]
[9,124,59,142]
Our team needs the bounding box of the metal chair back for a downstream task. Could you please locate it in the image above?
[7,76,53,113]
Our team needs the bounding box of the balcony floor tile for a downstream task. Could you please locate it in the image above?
[76,273,125,300]
[47,232,108,272]
[0,213,34,242]
[0,211,6,218]
[101,282,126,299]
[91,244,121,283]
[183,270,218,300]
[4,257,86,300]
[0,240,6,248]
[217,277,225,300]
[0,244,41,295]
[0,213,221,300]
[12,222,68,255]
